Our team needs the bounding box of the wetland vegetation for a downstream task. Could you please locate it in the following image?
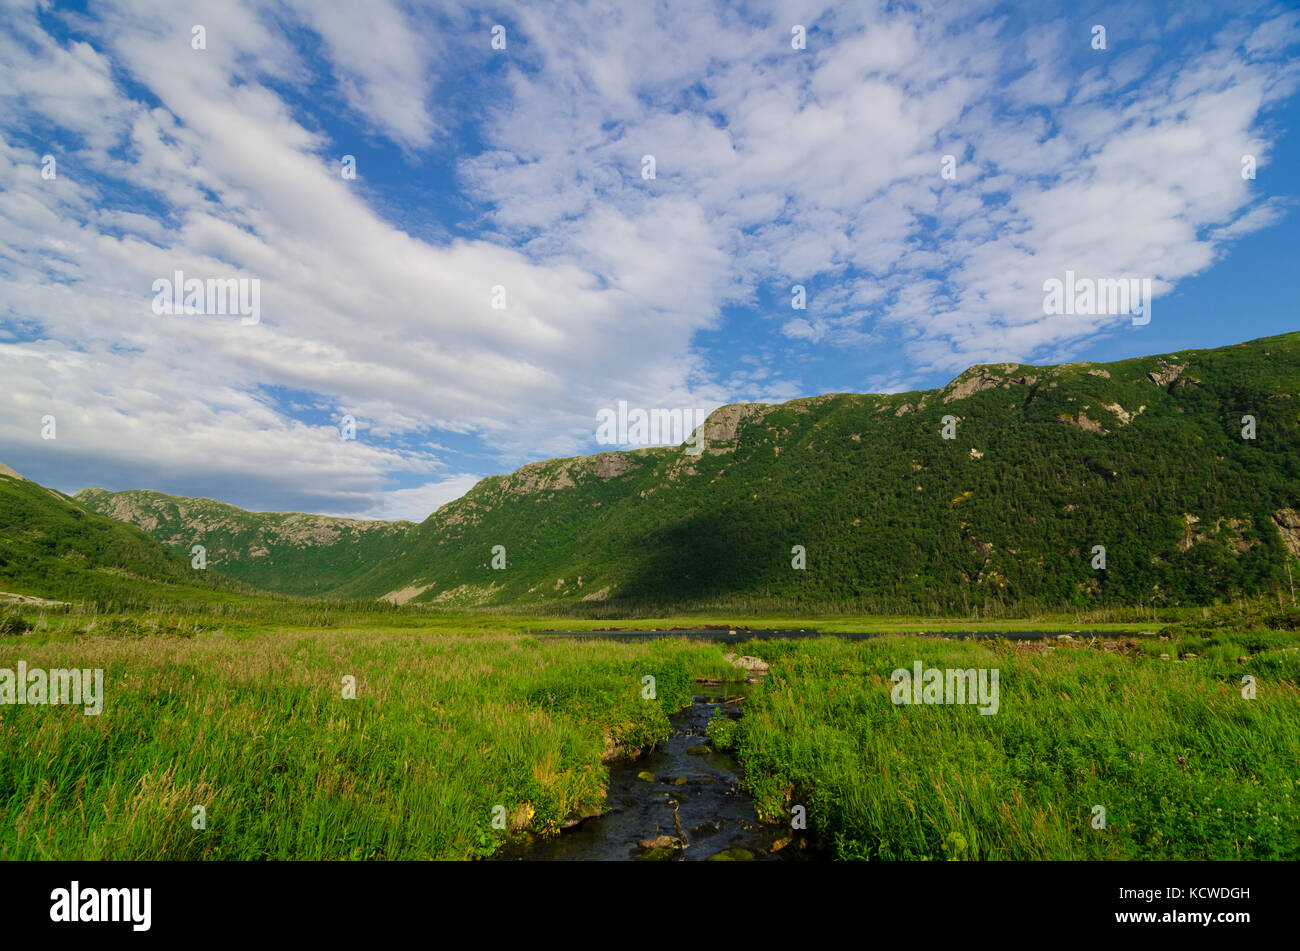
[3,599,1295,860]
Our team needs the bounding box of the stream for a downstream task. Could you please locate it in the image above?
[530,628,1132,642]
[497,626,1135,860]
[496,681,814,862]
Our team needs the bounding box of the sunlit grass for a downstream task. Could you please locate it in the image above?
[723,632,1300,859]
[5,602,1297,861]
[0,626,738,859]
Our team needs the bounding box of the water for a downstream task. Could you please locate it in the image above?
[530,627,1119,642]
[497,626,1131,860]
[495,682,814,862]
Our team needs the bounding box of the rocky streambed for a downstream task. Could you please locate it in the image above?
[496,664,813,862]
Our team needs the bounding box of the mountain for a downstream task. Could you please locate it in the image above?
[74,489,412,597]
[0,466,245,608]
[67,333,1300,614]
[333,332,1300,612]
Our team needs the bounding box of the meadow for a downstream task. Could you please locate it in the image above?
[713,624,1300,860]
[1,602,1297,860]
[0,618,738,859]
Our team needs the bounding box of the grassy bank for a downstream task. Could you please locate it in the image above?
[715,626,1300,859]
[0,624,737,859]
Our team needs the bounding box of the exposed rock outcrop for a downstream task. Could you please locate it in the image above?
[1273,508,1300,558]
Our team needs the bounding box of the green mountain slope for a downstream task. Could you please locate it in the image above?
[0,467,246,608]
[335,332,1300,612]
[74,489,412,597]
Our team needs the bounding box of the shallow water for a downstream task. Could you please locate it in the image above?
[532,627,1116,642]
[495,684,813,862]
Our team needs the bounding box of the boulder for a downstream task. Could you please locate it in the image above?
[637,835,685,850]
[724,652,770,675]
[637,847,676,861]
[706,848,755,861]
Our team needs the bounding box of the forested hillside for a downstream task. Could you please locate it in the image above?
[0,468,246,609]
[337,332,1300,613]
[75,489,410,596]
[68,333,1300,614]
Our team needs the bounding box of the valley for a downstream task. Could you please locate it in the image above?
[1,333,1298,862]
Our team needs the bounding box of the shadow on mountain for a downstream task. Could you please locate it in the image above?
[612,505,778,605]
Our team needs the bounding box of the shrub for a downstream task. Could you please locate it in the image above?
[0,609,33,636]
[82,615,199,638]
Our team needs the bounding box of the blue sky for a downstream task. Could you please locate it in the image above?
[1,0,1297,520]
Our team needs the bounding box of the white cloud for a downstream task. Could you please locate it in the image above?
[341,473,484,522]
[0,0,1295,517]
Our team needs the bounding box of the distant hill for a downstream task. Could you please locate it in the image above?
[64,332,1300,614]
[332,332,1300,613]
[74,489,411,597]
[0,468,246,608]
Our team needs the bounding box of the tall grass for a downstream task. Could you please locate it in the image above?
[6,607,1295,861]
[723,633,1300,859]
[0,626,737,859]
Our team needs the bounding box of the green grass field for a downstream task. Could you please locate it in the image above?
[715,629,1300,860]
[2,602,1297,860]
[0,620,739,859]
